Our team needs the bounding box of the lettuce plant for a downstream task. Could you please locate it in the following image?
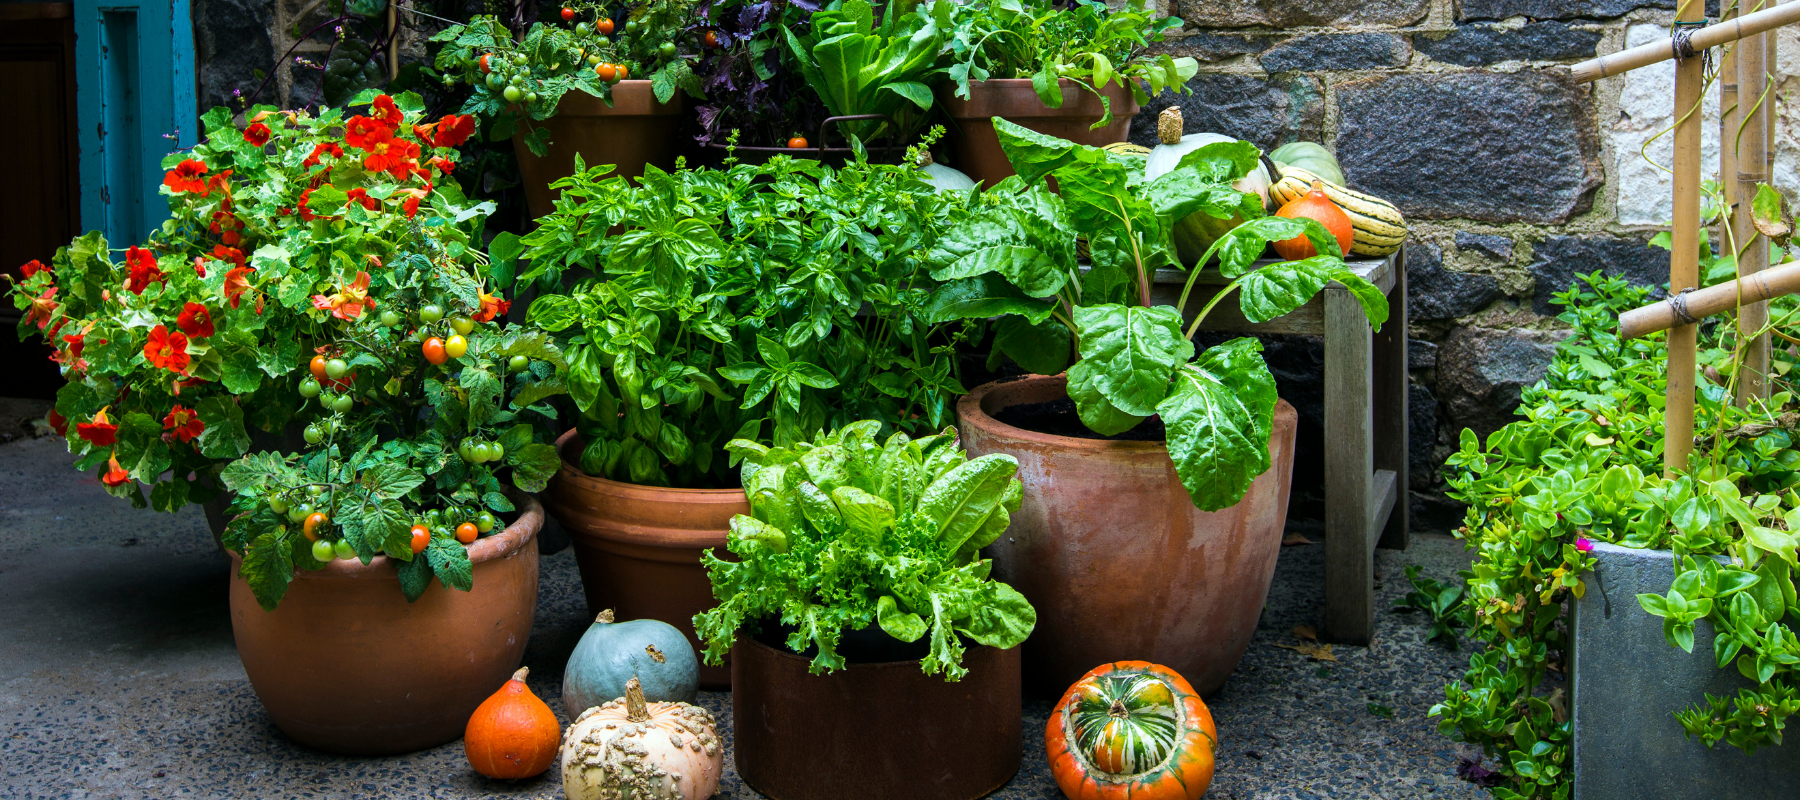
[926,119,1387,511]
[693,420,1035,680]
[781,0,954,146]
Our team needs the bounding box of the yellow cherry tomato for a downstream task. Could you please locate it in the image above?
[445,334,468,359]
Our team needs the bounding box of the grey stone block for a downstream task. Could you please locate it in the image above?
[1573,542,1800,799]
[1527,235,1670,316]
[1174,0,1428,28]
[1130,74,1325,152]
[1258,33,1413,73]
[1408,239,1503,321]
[1416,21,1601,67]
[1455,231,1516,262]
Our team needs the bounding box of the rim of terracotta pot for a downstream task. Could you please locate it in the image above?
[552,429,748,502]
[543,81,685,117]
[936,78,1138,119]
[958,374,1173,454]
[226,491,542,578]
[742,632,1000,670]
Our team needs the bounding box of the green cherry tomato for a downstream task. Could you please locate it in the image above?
[288,502,314,524]
[509,355,530,373]
[420,304,445,324]
[333,539,357,560]
[458,441,474,462]
[450,316,475,336]
[625,19,637,33]
[324,358,349,380]
[307,484,326,497]
[525,92,539,104]
[489,442,506,462]
[659,41,677,58]
[503,85,523,103]
[311,539,336,562]
[303,424,323,445]
[299,378,321,398]
[476,512,497,533]
[268,495,290,514]
[331,394,354,413]
[485,73,502,90]
[380,309,402,327]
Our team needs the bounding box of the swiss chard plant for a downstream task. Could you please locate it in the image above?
[781,0,953,146]
[522,143,977,488]
[926,119,1387,510]
[941,0,1197,129]
[692,420,1036,680]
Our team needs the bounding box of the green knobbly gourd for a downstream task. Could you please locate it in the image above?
[694,422,1034,681]
[563,609,700,715]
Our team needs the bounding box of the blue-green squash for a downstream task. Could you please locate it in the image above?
[1267,141,1345,187]
[562,610,700,714]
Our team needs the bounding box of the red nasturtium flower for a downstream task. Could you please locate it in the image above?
[101,453,131,487]
[20,259,48,279]
[344,115,391,150]
[76,406,118,447]
[222,265,255,309]
[426,156,455,175]
[359,129,422,180]
[162,404,205,443]
[143,324,191,373]
[302,142,343,169]
[473,290,511,323]
[45,409,67,436]
[432,114,475,148]
[162,159,209,194]
[176,302,215,338]
[124,246,166,294]
[26,286,57,329]
[243,122,272,147]
[211,245,246,270]
[371,94,404,128]
[205,170,234,197]
[51,331,87,373]
[311,271,376,320]
[345,187,381,211]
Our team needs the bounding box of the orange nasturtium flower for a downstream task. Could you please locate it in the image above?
[101,453,132,487]
[162,159,209,194]
[25,286,57,329]
[162,404,205,443]
[311,271,376,320]
[143,324,191,374]
[473,290,511,323]
[76,406,118,447]
[222,265,256,309]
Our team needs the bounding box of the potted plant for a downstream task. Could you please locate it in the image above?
[7,92,566,755]
[694,420,1035,800]
[689,0,830,157]
[938,119,1387,694]
[433,2,707,216]
[936,0,1197,185]
[521,145,973,686]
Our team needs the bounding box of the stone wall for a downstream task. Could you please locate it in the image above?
[1131,0,1800,529]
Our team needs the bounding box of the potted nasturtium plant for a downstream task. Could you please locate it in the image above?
[945,119,1388,693]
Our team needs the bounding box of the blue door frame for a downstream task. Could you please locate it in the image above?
[74,0,198,246]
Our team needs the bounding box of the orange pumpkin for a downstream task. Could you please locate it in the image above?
[1047,661,1217,800]
[1270,179,1354,261]
[465,666,561,779]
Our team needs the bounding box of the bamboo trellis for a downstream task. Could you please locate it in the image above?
[1570,1,1793,477]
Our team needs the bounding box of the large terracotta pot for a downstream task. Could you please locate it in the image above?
[957,375,1297,696]
[732,630,1021,800]
[513,81,684,217]
[228,495,543,755]
[542,429,745,689]
[937,79,1138,188]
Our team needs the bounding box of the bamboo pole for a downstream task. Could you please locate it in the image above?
[1722,1,1741,303]
[1571,0,1800,83]
[1619,261,1800,339]
[1668,0,1707,477]
[1739,7,1774,403]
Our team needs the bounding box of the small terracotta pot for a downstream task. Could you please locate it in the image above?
[513,81,684,218]
[542,429,745,689]
[228,495,542,755]
[937,79,1139,187]
[732,634,1022,800]
[957,375,1297,696]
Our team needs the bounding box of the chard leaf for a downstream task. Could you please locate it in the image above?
[1069,304,1192,417]
[1157,337,1279,511]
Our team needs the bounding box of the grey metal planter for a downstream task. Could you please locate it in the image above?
[1572,541,1800,798]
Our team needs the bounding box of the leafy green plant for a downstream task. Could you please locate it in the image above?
[924,119,1386,510]
[781,0,953,145]
[1393,564,1472,649]
[692,420,1036,680]
[522,140,975,488]
[941,0,1197,129]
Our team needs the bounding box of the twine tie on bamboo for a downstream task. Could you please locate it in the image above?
[1668,288,1701,326]
[1672,20,1712,74]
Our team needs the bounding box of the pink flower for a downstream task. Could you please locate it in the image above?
[1575,538,1594,553]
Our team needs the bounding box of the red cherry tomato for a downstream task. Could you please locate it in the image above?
[787,136,809,149]
[560,7,575,21]
[595,62,617,82]
[302,512,328,541]
[596,17,614,35]
[423,337,448,365]
[309,355,329,382]
[479,53,492,74]
[410,524,430,554]
[704,30,721,48]
[455,522,479,544]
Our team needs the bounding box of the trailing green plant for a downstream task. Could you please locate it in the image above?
[923,119,1386,511]
[781,0,954,146]
[1430,268,1800,798]
[1394,564,1473,649]
[941,0,1197,129]
[522,137,976,488]
[692,420,1036,680]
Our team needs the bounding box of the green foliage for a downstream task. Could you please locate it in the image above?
[940,0,1197,129]
[525,142,975,488]
[692,420,1035,680]
[1393,564,1472,649]
[781,0,953,145]
[925,119,1384,511]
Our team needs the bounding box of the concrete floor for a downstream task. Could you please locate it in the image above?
[0,431,1488,799]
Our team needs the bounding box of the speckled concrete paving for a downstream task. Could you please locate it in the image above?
[0,433,1488,799]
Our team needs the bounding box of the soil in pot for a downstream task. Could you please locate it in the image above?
[993,396,1165,442]
[959,375,1296,697]
[513,82,685,218]
[228,494,543,755]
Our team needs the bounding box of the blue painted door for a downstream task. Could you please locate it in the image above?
[74,0,198,246]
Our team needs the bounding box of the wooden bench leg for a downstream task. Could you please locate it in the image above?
[1374,247,1410,552]
[1324,284,1374,645]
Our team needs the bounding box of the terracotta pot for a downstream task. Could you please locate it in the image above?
[732,632,1022,800]
[542,429,745,689]
[937,79,1139,188]
[513,81,684,218]
[228,495,542,755]
[957,375,1297,696]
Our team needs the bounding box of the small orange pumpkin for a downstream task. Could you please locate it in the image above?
[1271,179,1354,261]
[1047,661,1217,800]
[465,666,561,779]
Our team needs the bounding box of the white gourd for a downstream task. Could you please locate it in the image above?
[917,152,978,192]
[561,678,723,800]
[1143,107,1271,208]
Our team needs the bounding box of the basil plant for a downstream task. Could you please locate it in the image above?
[927,118,1389,511]
[694,420,1036,681]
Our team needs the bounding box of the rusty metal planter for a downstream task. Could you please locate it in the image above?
[957,375,1297,697]
[731,632,1022,800]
